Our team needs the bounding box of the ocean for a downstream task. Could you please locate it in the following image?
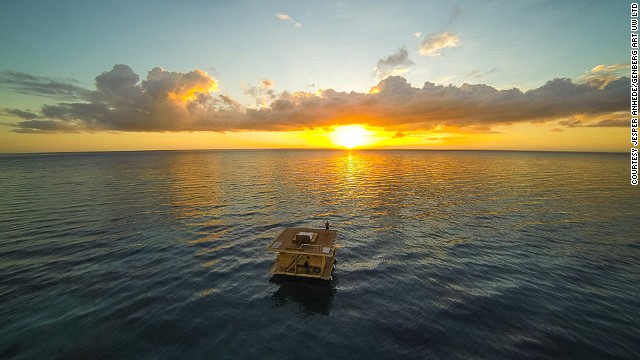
[0,150,638,359]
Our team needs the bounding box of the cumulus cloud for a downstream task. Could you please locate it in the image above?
[374,47,415,80]
[578,64,629,89]
[0,71,90,100]
[5,65,629,134]
[276,13,301,28]
[6,65,222,132]
[418,32,460,57]
[242,78,276,107]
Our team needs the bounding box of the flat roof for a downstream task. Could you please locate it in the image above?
[266,227,337,256]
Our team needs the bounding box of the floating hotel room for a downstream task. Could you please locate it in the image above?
[266,227,338,280]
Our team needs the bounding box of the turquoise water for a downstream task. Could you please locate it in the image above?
[0,150,638,359]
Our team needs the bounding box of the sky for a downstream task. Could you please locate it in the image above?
[0,0,631,153]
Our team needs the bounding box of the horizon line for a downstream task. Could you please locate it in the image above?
[0,147,627,157]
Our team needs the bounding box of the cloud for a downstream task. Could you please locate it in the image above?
[587,119,627,127]
[392,132,407,139]
[558,117,582,127]
[2,108,40,119]
[374,46,415,80]
[467,70,482,79]
[6,65,629,134]
[418,32,460,57]
[578,64,629,89]
[276,13,301,28]
[13,119,82,133]
[558,115,627,128]
[242,78,276,107]
[466,67,498,79]
[448,4,463,26]
[7,65,223,132]
[0,71,90,100]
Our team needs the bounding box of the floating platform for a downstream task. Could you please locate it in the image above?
[266,228,337,280]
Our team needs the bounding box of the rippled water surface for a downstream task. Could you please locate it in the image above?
[1,150,638,359]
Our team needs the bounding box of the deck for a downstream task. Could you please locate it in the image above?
[266,228,337,280]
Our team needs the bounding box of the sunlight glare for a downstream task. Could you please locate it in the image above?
[330,124,372,149]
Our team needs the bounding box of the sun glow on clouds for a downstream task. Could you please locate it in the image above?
[5,65,627,137]
[275,13,301,28]
[162,69,218,103]
[0,63,629,152]
[418,32,460,57]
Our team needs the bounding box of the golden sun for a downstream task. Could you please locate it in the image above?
[329,124,372,149]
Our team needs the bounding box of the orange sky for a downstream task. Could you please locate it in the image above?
[0,121,626,153]
[0,2,630,154]
[0,68,629,153]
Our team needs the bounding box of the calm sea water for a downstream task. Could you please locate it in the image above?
[0,150,638,359]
